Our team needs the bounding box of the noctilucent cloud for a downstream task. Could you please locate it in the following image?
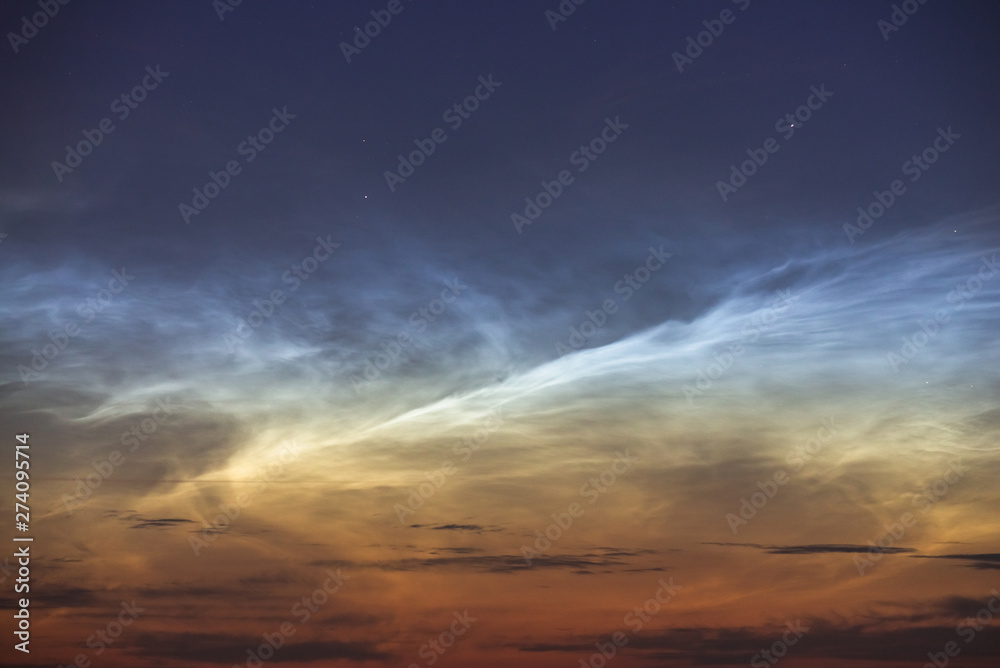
[1,1,999,667]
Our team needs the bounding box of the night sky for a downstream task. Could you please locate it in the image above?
[2,1,1000,667]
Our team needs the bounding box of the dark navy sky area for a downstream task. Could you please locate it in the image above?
[4,1,998,266]
[2,2,1000,668]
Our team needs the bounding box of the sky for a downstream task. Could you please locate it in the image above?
[1,1,1000,667]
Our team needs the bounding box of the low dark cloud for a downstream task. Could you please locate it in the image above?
[592,547,659,557]
[916,553,1000,562]
[705,542,918,555]
[129,517,196,529]
[622,566,666,573]
[520,642,592,652]
[767,544,917,556]
[310,550,652,574]
[912,553,1000,570]
[408,523,504,533]
[521,620,1000,663]
[0,586,101,609]
[931,595,999,618]
[103,510,197,530]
